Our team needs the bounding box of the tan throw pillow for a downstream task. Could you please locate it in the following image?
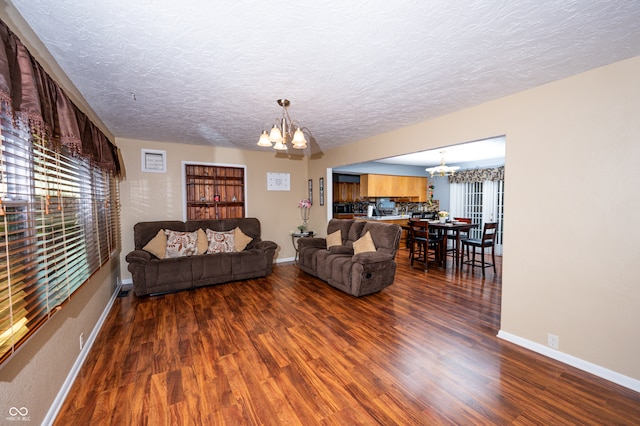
[164,230,199,258]
[206,229,235,253]
[142,229,167,259]
[197,228,208,255]
[326,229,342,248]
[353,231,376,255]
[234,227,253,251]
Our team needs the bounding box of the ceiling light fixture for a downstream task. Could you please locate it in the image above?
[257,99,308,150]
[425,151,460,177]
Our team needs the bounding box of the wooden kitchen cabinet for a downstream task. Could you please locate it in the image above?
[360,174,392,197]
[333,182,360,202]
[360,174,427,200]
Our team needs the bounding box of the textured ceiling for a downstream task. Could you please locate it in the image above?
[8,0,640,157]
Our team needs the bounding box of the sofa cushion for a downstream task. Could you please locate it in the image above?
[234,226,253,251]
[353,231,376,254]
[329,245,354,255]
[327,219,355,245]
[361,221,401,256]
[326,230,342,248]
[231,249,269,280]
[206,229,235,253]
[165,230,199,258]
[143,229,167,259]
[347,220,366,246]
[143,257,193,293]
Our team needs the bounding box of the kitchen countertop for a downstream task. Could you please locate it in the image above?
[362,215,410,221]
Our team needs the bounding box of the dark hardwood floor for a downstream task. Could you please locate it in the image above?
[54,250,640,425]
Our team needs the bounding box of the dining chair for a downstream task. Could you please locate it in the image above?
[408,219,443,270]
[462,222,498,276]
[444,217,472,264]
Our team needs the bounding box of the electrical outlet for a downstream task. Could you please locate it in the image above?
[79,332,85,350]
[548,333,559,349]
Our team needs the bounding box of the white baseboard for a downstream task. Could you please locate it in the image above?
[497,330,640,393]
[42,283,123,425]
[275,256,296,263]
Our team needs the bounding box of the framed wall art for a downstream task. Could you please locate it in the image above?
[267,172,290,191]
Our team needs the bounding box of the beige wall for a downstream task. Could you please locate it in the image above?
[0,6,120,424]
[0,257,120,424]
[117,138,310,281]
[307,57,640,381]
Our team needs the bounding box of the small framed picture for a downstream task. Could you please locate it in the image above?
[308,179,313,205]
[267,172,290,191]
[319,177,325,206]
[141,149,166,173]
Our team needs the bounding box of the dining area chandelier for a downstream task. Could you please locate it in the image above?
[425,151,460,177]
[257,99,308,150]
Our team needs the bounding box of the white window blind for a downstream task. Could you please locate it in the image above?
[0,106,120,365]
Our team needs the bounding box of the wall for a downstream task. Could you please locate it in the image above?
[0,258,120,424]
[117,138,309,281]
[0,6,123,424]
[307,57,640,384]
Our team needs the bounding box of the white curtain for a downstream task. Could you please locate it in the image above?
[449,183,466,219]
[482,180,498,223]
[449,180,503,255]
[482,180,502,255]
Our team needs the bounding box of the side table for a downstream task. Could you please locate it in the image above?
[291,231,315,262]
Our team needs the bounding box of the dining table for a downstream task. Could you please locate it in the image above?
[422,220,478,269]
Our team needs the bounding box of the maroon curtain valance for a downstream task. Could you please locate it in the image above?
[0,19,120,175]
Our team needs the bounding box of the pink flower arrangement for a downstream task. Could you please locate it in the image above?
[298,199,312,208]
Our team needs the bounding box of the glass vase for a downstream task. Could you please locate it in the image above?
[300,207,310,230]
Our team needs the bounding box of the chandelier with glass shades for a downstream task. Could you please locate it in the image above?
[425,151,460,177]
[257,99,308,150]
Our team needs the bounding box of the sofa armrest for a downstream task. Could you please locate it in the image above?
[352,250,394,264]
[254,240,277,252]
[125,249,152,264]
[297,237,326,249]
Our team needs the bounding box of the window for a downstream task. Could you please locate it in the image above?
[0,106,120,365]
[450,177,504,255]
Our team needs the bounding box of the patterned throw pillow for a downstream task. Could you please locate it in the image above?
[206,229,235,253]
[164,230,199,258]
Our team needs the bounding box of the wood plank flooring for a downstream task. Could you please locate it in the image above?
[54,250,640,425]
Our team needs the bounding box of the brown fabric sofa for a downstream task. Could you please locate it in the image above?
[125,218,277,296]
[297,219,401,296]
